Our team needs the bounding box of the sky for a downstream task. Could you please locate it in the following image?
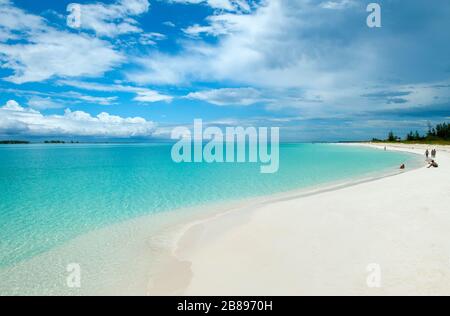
[0,0,449,141]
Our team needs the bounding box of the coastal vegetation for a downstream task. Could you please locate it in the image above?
[374,122,450,145]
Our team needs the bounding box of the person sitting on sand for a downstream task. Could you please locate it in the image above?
[427,160,439,168]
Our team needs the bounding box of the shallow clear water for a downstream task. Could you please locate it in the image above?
[0,143,419,268]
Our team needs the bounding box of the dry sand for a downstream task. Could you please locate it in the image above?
[160,143,450,296]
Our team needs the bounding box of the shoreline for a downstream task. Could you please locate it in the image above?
[160,143,450,296]
[0,143,430,295]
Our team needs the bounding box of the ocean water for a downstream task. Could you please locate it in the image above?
[0,143,419,268]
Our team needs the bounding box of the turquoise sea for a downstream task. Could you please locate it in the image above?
[0,143,419,269]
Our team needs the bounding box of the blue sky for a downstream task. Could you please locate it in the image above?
[0,0,449,141]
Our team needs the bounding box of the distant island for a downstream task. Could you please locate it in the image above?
[0,140,80,145]
[372,122,450,145]
[0,140,30,144]
[44,140,79,144]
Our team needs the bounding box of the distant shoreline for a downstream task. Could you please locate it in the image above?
[338,140,450,145]
[2,139,450,145]
[0,140,30,145]
[0,140,174,145]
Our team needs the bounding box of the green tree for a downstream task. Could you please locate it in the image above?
[388,131,396,142]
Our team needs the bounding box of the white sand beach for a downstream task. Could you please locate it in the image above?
[154,143,450,296]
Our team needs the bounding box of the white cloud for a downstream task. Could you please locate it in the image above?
[130,2,325,87]
[0,87,119,106]
[139,32,167,45]
[133,90,173,102]
[58,80,173,103]
[183,15,236,36]
[205,0,234,11]
[3,99,22,111]
[27,97,63,110]
[0,100,156,137]
[186,88,266,105]
[73,0,150,38]
[0,28,11,41]
[169,0,251,12]
[182,7,255,36]
[64,92,118,106]
[163,21,176,27]
[0,30,124,84]
[319,0,357,10]
[127,52,195,85]
[0,1,124,84]
[0,0,46,42]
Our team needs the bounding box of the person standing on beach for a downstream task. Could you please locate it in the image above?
[426,149,430,159]
[432,149,436,158]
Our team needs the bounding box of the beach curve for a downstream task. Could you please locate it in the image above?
[162,143,450,296]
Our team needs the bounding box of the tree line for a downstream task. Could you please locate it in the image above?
[380,122,450,142]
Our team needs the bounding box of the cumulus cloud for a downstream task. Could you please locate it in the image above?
[3,99,22,111]
[186,88,266,105]
[0,100,156,137]
[0,1,124,84]
[73,0,150,37]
